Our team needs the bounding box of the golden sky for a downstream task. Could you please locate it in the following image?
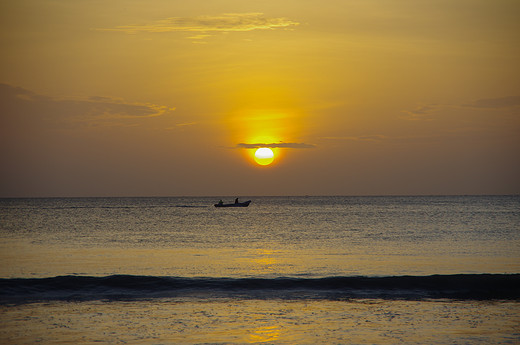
[1,0,519,196]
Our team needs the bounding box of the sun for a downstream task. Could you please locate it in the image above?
[254,147,274,166]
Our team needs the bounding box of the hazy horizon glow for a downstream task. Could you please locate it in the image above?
[1,0,519,197]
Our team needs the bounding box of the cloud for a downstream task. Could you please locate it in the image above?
[164,122,198,130]
[100,13,299,35]
[401,96,520,121]
[464,96,520,109]
[0,83,175,129]
[320,134,457,145]
[320,135,387,142]
[236,142,316,149]
[401,104,442,121]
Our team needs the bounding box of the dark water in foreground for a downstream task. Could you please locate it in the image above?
[1,196,519,344]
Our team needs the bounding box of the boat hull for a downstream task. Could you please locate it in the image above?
[214,200,251,208]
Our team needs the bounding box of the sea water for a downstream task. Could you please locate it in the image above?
[1,196,519,344]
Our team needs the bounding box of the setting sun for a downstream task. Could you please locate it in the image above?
[254,147,274,166]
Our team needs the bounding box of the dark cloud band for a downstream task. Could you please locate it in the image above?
[237,142,315,149]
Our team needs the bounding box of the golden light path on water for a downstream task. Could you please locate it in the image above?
[1,239,518,279]
[1,297,518,344]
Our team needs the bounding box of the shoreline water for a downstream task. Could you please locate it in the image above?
[2,298,519,344]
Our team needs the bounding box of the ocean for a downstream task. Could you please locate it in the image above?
[1,196,519,344]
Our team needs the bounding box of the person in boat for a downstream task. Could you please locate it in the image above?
[218,199,223,206]
[235,198,239,204]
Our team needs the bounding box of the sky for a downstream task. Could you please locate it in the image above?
[1,0,519,197]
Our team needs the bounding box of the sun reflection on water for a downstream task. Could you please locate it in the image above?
[241,249,284,276]
[247,325,281,343]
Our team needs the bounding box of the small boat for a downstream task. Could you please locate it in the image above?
[214,200,251,208]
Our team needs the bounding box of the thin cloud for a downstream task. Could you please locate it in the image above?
[401,104,441,121]
[187,34,213,40]
[165,122,198,130]
[321,135,387,142]
[464,96,520,109]
[320,134,453,145]
[175,122,197,127]
[100,13,299,34]
[0,83,175,128]
[401,96,520,121]
[237,142,316,149]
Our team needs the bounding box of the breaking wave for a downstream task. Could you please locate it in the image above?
[1,274,519,303]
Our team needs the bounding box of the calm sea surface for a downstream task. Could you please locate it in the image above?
[1,196,519,344]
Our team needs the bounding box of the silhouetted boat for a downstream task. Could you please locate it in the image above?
[214,200,251,208]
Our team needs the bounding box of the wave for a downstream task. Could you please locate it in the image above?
[1,274,519,303]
